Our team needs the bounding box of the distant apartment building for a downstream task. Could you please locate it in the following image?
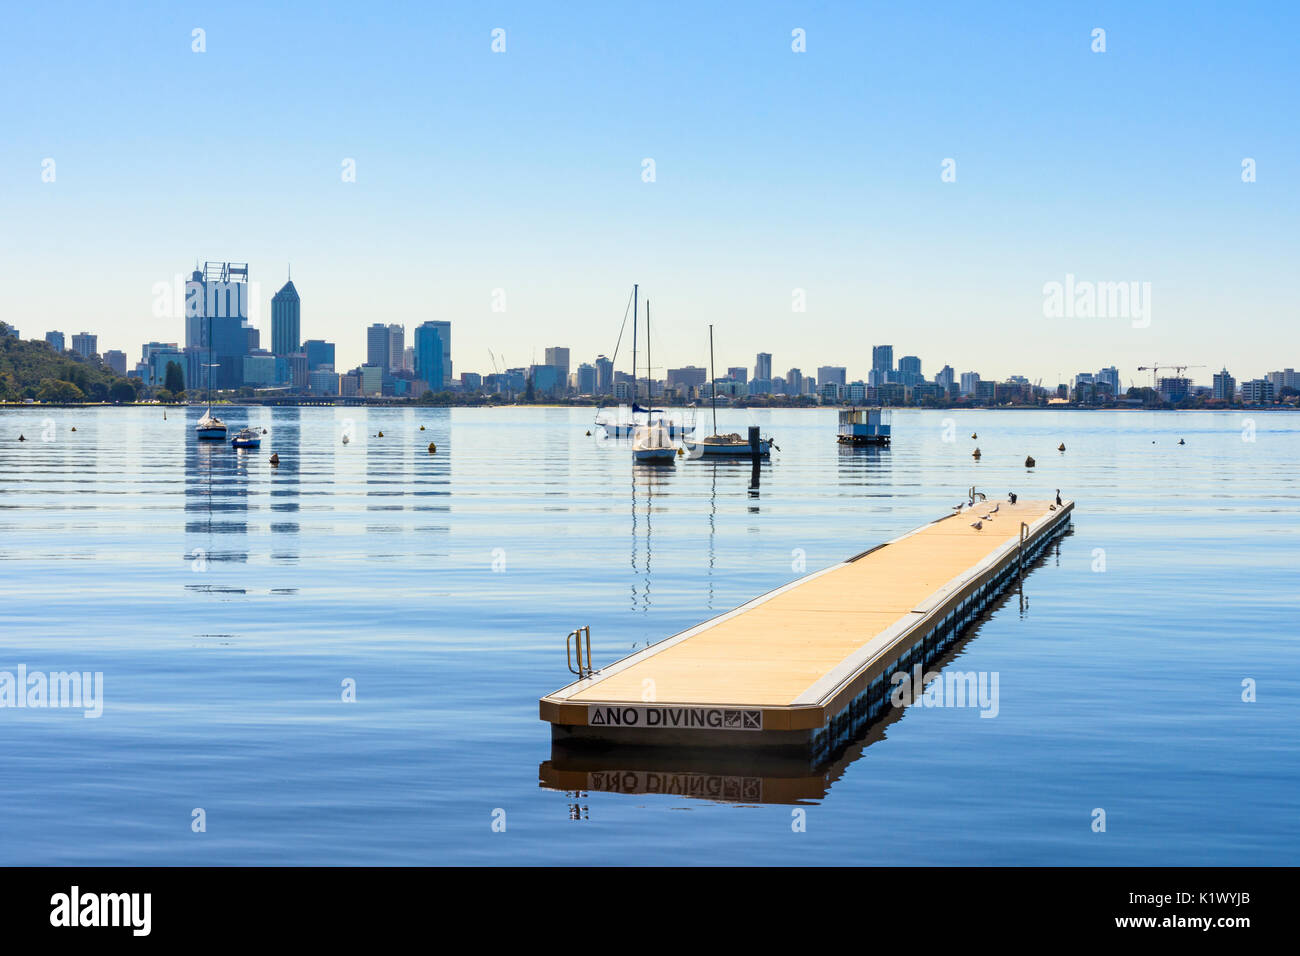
[897,355,922,386]
[1241,378,1274,404]
[366,324,389,370]
[387,325,404,372]
[667,366,707,391]
[360,365,383,396]
[1158,377,1191,404]
[71,333,97,360]
[1266,368,1297,393]
[871,345,894,381]
[594,355,614,394]
[754,352,772,382]
[529,364,562,396]
[817,366,847,389]
[103,349,127,375]
[934,365,955,391]
[1212,368,1236,401]
[573,363,597,395]
[242,351,277,386]
[975,380,998,403]
[460,372,482,392]
[45,331,65,352]
[727,366,748,384]
[308,368,339,395]
[1097,366,1121,394]
[785,368,803,396]
[545,348,571,389]
[960,371,980,396]
[749,378,773,395]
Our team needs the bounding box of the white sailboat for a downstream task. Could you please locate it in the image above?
[630,295,676,463]
[688,324,773,457]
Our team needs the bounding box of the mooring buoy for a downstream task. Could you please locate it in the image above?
[972,447,981,458]
[427,442,437,453]
[377,431,384,438]
[270,453,280,466]
[1057,442,1065,452]
[971,432,977,439]
[1025,456,1036,467]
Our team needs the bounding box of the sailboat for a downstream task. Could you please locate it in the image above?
[195,293,228,440]
[595,284,693,440]
[690,324,773,457]
[631,299,675,463]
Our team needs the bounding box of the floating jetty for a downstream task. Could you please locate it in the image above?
[540,497,1073,765]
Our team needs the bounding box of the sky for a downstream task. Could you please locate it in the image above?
[1,1,1296,388]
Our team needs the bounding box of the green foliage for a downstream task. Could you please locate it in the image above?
[0,321,141,403]
[164,360,185,393]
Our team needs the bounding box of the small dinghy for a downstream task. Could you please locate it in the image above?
[230,427,261,449]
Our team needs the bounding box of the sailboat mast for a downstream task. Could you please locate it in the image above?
[709,323,718,437]
[626,280,631,408]
[646,299,650,408]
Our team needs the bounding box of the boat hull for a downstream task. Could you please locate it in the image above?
[692,440,771,457]
[196,427,228,440]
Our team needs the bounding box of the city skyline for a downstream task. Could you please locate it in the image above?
[2,3,1296,384]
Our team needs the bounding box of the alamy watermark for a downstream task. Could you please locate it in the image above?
[1,665,103,718]
[890,665,999,718]
[1042,273,1151,328]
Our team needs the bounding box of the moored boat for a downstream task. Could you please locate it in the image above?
[230,427,261,448]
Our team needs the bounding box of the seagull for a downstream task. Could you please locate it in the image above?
[970,520,983,531]
[952,504,964,514]
[342,434,351,445]
[980,513,992,521]
[1055,489,1063,506]
[1008,491,1017,504]
[989,503,1000,515]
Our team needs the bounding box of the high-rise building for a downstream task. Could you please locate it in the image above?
[545,348,571,390]
[594,355,614,394]
[727,366,748,384]
[414,322,445,391]
[270,278,301,357]
[186,262,255,388]
[817,366,847,388]
[575,363,597,394]
[960,371,980,396]
[872,345,894,380]
[402,346,415,373]
[1097,366,1121,395]
[1213,368,1236,401]
[898,355,922,386]
[304,339,335,371]
[1266,369,1297,392]
[45,331,64,352]
[71,333,97,360]
[418,320,452,386]
[386,325,405,373]
[103,350,127,375]
[785,368,803,396]
[934,365,955,390]
[754,352,772,382]
[366,324,389,370]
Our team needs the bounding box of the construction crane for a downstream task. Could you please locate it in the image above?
[487,349,501,376]
[1137,364,1206,388]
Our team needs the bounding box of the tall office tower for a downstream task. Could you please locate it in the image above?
[785,368,803,396]
[304,339,335,371]
[898,355,922,385]
[1097,366,1121,394]
[418,320,452,385]
[935,365,955,390]
[817,366,847,388]
[575,363,597,395]
[366,323,389,370]
[402,346,415,373]
[754,352,772,382]
[71,333,98,359]
[594,355,613,394]
[1213,368,1236,401]
[103,350,127,375]
[45,331,65,352]
[960,371,980,395]
[727,366,748,383]
[387,325,405,372]
[185,262,255,388]
[545,347,571,389]
[872,345,894,381]
[270,278,301,357]
[414,322,445,390]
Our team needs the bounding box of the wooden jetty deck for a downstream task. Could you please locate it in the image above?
[540,497,1073,763]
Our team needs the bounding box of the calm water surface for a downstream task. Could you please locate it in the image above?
[0,406,1296,865]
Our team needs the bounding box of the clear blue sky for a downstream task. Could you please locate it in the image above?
[2,1,1295,388]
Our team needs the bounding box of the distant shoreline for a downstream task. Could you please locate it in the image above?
[1,401,1293,412]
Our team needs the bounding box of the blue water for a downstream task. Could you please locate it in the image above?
[0,406,1296,865]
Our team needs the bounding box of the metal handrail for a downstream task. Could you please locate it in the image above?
[566,626,593,677]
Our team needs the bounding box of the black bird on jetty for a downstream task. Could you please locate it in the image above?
[1178,438,1186,445]
[1008,491,1017,504]
[1055,489,1063,506]
[18,434,26,441]
[970,520,983,531]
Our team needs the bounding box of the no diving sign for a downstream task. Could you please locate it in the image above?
[587,705,763,731]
